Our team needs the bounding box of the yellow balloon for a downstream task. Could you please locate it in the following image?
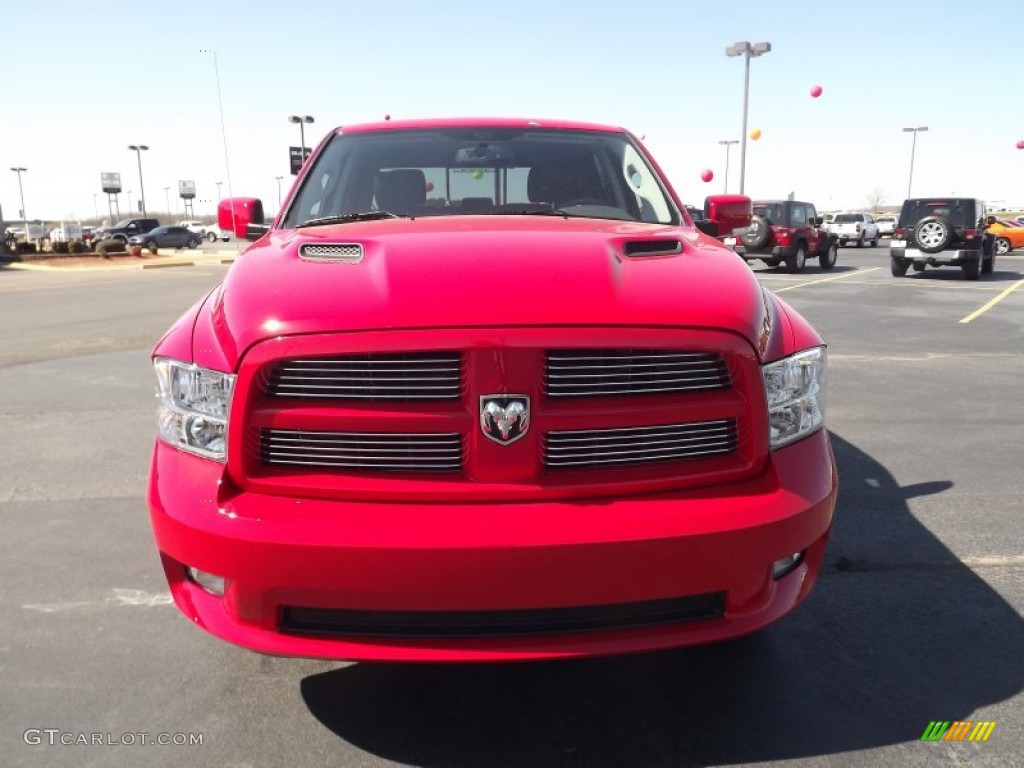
[749,127,762,141]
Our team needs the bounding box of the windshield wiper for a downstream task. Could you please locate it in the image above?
[296,211,404,228]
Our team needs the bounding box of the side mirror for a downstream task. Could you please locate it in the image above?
[814,216,824,227]
[246,223,270,242]
[695,219,719,237]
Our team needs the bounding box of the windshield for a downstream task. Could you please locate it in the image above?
[281,127,678,227]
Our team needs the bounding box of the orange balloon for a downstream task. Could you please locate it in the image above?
[749,127,762,140]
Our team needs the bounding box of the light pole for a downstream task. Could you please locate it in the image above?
[163,186,171,218]
[10,167,27,242]
[274,175,284,210]
[215,181,223,202]
[726,41,771,195]
[93,194,99,221]
[288,115,315,164]
[128,145,149,215]
[717,139,738,194]
[902,126,928,198]
[126,190,133,214]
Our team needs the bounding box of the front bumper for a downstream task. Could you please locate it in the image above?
[148,430,837,662]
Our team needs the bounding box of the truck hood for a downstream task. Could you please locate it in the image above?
[205,217,768,366]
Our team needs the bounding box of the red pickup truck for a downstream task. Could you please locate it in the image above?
[148,117,837,662]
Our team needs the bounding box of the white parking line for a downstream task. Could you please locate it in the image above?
[959,278,1024,324]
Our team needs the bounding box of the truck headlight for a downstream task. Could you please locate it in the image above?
[154,358,236,461]
[761,347,826,450]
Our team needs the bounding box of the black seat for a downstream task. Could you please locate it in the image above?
[374,169,426,215]
[527,159,605,208]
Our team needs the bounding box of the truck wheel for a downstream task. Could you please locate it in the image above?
[890,256,909,277]
[856,234,864,248]
[912,261,927,272]
[870,233,879,247]
[914,217,952,254]
[785,245,806,273]
[207,231,218,243]
[818,239,838,269]
[961,256,981,280]
[982,254,995,275]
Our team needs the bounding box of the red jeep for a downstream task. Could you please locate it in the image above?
[733,199,838,272]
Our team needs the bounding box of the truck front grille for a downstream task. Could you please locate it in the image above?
[545,349,730,397]
[260,429,462,472]
[544,419,738,469]
[265,352,462,401]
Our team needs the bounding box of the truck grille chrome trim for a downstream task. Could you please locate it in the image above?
[545,419,737,468]
[265,352,463,400]
[298,243,364,263]
[545,350,730,397]
[260,429,463,471]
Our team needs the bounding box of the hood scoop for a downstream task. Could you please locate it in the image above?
[299,243,364,264]
[622,239,682,258]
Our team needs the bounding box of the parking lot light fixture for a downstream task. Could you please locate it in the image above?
[10,167,28,242]
[902,127,928,198]
[726,41,771,194]
[717,140,738,193]
[288,115,315,163]
[128,145,149,216]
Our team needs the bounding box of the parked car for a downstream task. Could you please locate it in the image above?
[178,219,221,243]
[147,116,837,663]
[986,217,1024,254]
[875,215,898,237]
[734,199,838,272]
[94,218,161,243]
[889,197,995,278]
[830,212,880,247]
[128,225,201,250]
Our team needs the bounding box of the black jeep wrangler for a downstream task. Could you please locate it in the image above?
[889,198,995,279]
[732,199,837,273]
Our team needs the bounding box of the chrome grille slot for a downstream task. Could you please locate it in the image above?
[298,243,364,263]
[261,429,462,472]
[545,350,730,397]
[545,419,737,469]
[265,352,462,400]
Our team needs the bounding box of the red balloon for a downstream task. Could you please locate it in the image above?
[700,169,714,183]
[425,181,434,192]
[1017,139,1024,150]
[810,84,823,98]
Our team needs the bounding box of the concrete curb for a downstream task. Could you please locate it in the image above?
[4,255,237,273]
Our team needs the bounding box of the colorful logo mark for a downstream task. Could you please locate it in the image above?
[921,721,997,742]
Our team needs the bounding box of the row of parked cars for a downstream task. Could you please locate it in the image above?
[91,218,224,249]
[691,196,1024,280]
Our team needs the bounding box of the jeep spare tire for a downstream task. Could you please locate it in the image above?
[914,216,952,254]
[740,215,770,248]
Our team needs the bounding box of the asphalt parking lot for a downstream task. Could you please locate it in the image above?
[1,243,1022,767]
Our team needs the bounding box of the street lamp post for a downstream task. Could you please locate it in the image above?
[215,181,223,202]
[726,41,771,195]
[288,115,315,164]
[274,176,284,211]
[717,139,739,194]
[128,144,149,215]
[126,190,133,214]
[10,167,27,242]
[163,186,171,218]
[902,126,928,198]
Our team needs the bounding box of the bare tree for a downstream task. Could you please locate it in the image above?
[865,188,886,212]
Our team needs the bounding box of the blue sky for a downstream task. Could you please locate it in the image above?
[2,0,1023,223]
